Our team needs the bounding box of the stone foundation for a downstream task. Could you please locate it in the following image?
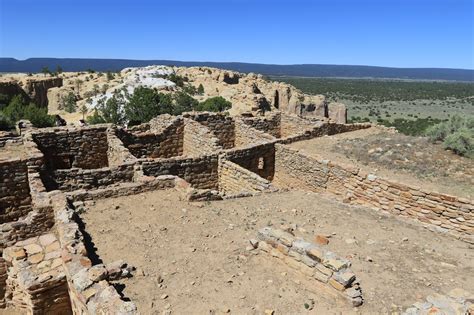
[275,144,474,243]
[255,227,363,307]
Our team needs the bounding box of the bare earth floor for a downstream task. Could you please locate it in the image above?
[82,189,474,314]
[288,128,474,198]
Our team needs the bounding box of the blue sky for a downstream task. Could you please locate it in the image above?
[0,0,472,69]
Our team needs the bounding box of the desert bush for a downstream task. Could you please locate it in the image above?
[1,95,54,128]
[442,128,473,157]
[173,91,198,115]
[196,96,232,112]
[0,112,13,131]
[125,87,173,125]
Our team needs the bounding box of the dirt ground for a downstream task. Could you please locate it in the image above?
[0,142,29,161]
[289,127,473,198]
[81,188,474,314]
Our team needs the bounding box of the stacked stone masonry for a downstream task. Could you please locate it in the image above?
[218,158,277,196]
[1,110,473,314]
[275,144,474,243]
[256,227,363,307]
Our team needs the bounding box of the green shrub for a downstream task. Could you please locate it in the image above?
[22,104,55,128]
[125,87,173,125]
[173,91,198,115]
[0,112,13,131]
[443,128,473,157]
[86,109,106,125]
[196,97,232,112]
[425,115,474,157]
[0,95,54,128]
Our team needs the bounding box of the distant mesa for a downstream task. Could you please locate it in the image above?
[1,58,473,81]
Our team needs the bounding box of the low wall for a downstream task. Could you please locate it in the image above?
[183,119,222,156]
[51,163,136,192]
[278,122,372,144]
[31,126,109,170]
[224,143,275,181]
[255,227,363,307]
[275,144,474,243]
[52,192,136,314]
[141,154,219,190]
[184,112,235,149]
[218,158,275,196]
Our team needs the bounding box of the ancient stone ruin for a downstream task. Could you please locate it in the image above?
[0,110,472,314]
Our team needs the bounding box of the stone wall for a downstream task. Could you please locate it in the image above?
[280,114,321,138]
[118,118,184,159]
[184,112,235,149]
[234,120,276,148]
[31,126,109,170]
[141,155,219,190]
[0,258,6,308]
[0,159,32,223]
[255,227,363,307]
[52,192,136,314]
[275,144,474,243]
[239,112,281,138]
[218,158,275,196]
[107,128,137,167]
[225,143,275,181]
[183,119,222,156]
[50,163,136,192]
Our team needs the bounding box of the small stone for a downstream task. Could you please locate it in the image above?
[38,234,57,247]
[402,237,409,242]
[24,244,43,255]
[161,294,168,300]
[315,235,329,245]
[264,310,275,315]
[366,256,373,262]
[28,253,44,264]
[88,264,108,282]
[345,238,357,245]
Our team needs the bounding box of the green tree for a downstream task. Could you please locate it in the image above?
[0,112,13,131]
[197,84,204,95]
[106,71,115,81]
[125,87,173,125]
[173,91,198,115]
[56,65,63,75]
[41,66,51,76]
[94,90,126,125]
[1,95,54,128]
[60,92,77,113]
[86,109,106,125]
[74,79,84,94]
[196,96,232,112]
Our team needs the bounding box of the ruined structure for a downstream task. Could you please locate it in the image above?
[0,110,472,313]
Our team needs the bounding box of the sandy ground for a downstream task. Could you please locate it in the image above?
[0,142,29,161]
[81,189,474,314]
[289,127,473,198]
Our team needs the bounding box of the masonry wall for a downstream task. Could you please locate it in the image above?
[225,143,275,181]
[50,163,136,192]
[107,129,137,167]
[218,158,274,196]
[184,112,235,149]
[239,112,281,138]
[118,118,184,159]
[141,155,219,190]
[234,120,276,148]
[281,114,320,138]
[183,119,222,156]
[32,127,109,170]
[0,160,32,223]
[275,144,474,243]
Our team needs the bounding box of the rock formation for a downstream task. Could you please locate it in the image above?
[0,76,62,107]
